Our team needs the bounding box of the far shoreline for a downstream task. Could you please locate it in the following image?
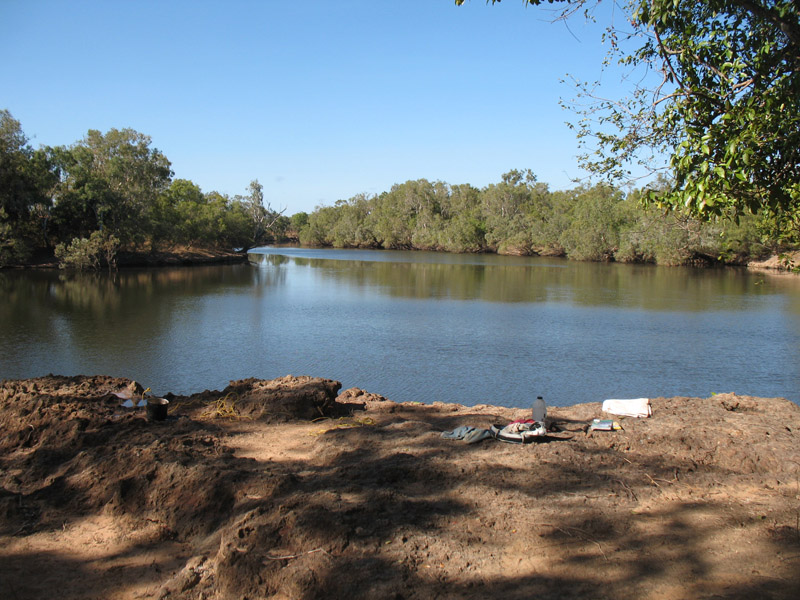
[1,247,249,270]
[3,245,798,273]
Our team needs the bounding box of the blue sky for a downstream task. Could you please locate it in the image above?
[2,0,631,216]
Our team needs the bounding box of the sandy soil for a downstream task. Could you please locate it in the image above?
[747,250,800,272]
[1,375,799,600]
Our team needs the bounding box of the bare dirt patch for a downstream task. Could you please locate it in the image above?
[1,375,799,599]
[748,250,800,272]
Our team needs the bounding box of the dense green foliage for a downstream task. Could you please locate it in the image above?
[0,111,285,269]
[54,230,120,271]
[298,170,773,266]
[0,109,792,270]
[459,1,800,248]
[0,110,58,265]
[581,1,799,233]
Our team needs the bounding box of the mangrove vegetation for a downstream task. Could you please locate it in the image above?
[296,170,784,266]
[1,109,796,270]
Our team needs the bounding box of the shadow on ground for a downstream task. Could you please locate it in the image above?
[1,375,799,599]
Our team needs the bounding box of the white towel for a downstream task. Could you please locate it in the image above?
[602,398,652,418]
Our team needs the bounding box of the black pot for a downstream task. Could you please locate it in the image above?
[146,398,170,421]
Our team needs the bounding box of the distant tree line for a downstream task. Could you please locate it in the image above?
[0,110,288,269]
[1,109,794,270]
[297,169,789,266]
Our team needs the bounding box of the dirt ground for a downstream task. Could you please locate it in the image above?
[747,250,800,272]
[1,375,799,600]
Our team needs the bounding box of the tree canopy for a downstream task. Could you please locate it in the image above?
[295,172,770,267]
[0,111,290,268]
[0,110,57,263]
[51,128,173,246]
[457,1,800,241]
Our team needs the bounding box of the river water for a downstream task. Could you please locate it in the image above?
[2,247,799,408]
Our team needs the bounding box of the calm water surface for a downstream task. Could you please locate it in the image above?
[2,247,799,408]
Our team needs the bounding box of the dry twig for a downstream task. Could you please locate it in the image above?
[264,547,329,561]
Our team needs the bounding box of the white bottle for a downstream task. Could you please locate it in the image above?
[532,396,546,423]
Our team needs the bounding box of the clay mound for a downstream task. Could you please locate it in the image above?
[338,387,389,404]
[0,374,338,540]
[0,375,142,460]
[170,375,342,422]
[0,376,247,538]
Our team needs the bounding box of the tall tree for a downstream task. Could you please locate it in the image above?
[52,128,173,246]
[0,110,58,264]
[458,1,800,242]
[481,169,539,253]
[237,179,285,247]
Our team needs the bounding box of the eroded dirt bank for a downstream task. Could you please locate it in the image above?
[1,375,799,599]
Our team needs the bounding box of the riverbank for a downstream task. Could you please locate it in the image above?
[3,247,248,269]
[747,250,800,273]
[1,375,799,599]
[6,245,798,273]
[115,247,248,268]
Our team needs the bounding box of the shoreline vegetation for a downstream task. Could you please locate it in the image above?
[2,111,798,273]
[1,374,799,598]
[7,245,250,270]
[7,244,800,275]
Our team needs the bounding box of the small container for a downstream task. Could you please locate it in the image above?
[146,398,170,421]
[532,395,546,423]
